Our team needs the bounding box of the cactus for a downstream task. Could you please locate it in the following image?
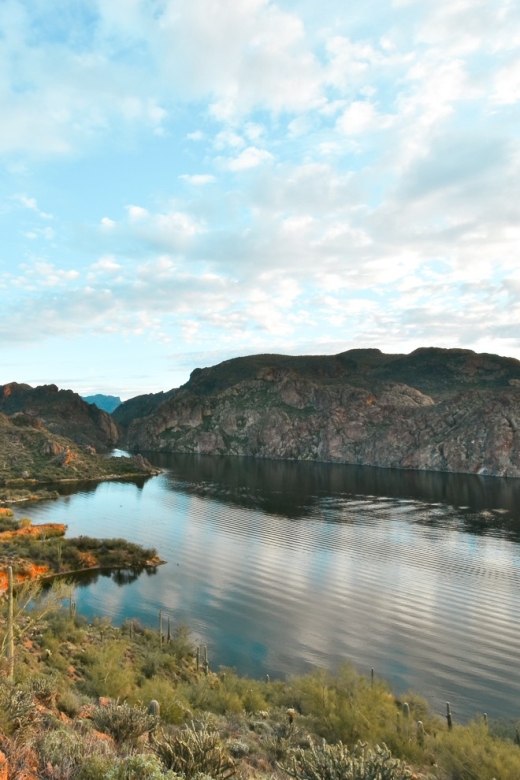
[148,699,161,742]
[416,721,424,746]
[148,699,161,718]
[446,702,453,731]
[281,739,414,780]
[196,646,200,671]
[92,701,156,747]
[6,566,14,681]
[153,719,236,779]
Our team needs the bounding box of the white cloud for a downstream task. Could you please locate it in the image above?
[179,174,216,185]
[336,101,381,135]
[127,206,149,222]
[3,0,520,378]
[493,57,520,104]
[13,194,53,220]
[92,255,121,272]
[225,146,274,171]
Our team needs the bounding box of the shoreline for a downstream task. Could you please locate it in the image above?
[0,469,162,506]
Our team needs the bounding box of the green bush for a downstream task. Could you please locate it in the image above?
[282,739,414,780]
[283,666,400,745]
[434,721,520,780]
[132,678,191,725]
[81,640,137,699]
[75,754,120,780]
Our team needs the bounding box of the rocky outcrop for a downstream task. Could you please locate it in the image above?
[0,413,160,486]
[0,382,119,450]
[120,348,520,478]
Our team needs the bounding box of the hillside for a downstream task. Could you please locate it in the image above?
[0,412,160,496]
[0,383,119,451]
[117,347,520,478]
[0,598,518,780]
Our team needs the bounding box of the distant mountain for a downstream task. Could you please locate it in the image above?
[116,347,520,478]
[0,382,119,451]
[82,394,122,413]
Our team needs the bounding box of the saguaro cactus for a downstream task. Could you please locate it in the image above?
[7,566,14,681]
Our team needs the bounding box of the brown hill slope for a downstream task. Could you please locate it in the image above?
[0,382,118,450]
[118,347,520,478]
[0,412,159,490]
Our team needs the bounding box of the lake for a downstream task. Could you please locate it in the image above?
[17,454,520,723]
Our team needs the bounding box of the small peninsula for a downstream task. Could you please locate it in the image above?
[0,510,162,592]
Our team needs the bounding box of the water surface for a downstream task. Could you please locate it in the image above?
[19,455,520,722]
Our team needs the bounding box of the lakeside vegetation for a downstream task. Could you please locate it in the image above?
[0,511,162,589]
[0,590,518,779]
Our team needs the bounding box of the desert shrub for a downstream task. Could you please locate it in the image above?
[282,739,414,780]
[487,716,520,743]
[434,720,520,780]
[153,719,236,779]
[180,673,268,716]
[81,641,137,699]
[74,754,119,780]
[132,678,191,725]
[169,624,194,662]
[0,514,17,532]
[37,728,86,770]
[105,753,180,780]
[27,672,58,703]
[227,739,249,758]
[57,689,83,718]
[91,701,156,747]
[265,719,301,762]
[0,683,35,734]
[284,666,399,745]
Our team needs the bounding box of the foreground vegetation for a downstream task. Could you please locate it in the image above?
[0,591,518,780]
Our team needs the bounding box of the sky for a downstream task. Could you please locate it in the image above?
[1,0,520,399]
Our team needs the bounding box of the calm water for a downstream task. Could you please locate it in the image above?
[17,455,520,723]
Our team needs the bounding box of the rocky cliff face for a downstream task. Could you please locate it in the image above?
[0,382,119,451]
[118,348,520,478]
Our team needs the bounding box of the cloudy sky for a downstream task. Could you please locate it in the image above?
[1,0,519,398]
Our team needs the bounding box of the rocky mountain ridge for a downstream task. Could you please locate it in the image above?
[115,347,520,478]
[0,382,119,451]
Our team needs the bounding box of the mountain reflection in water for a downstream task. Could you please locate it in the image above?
[22,454,520,723]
